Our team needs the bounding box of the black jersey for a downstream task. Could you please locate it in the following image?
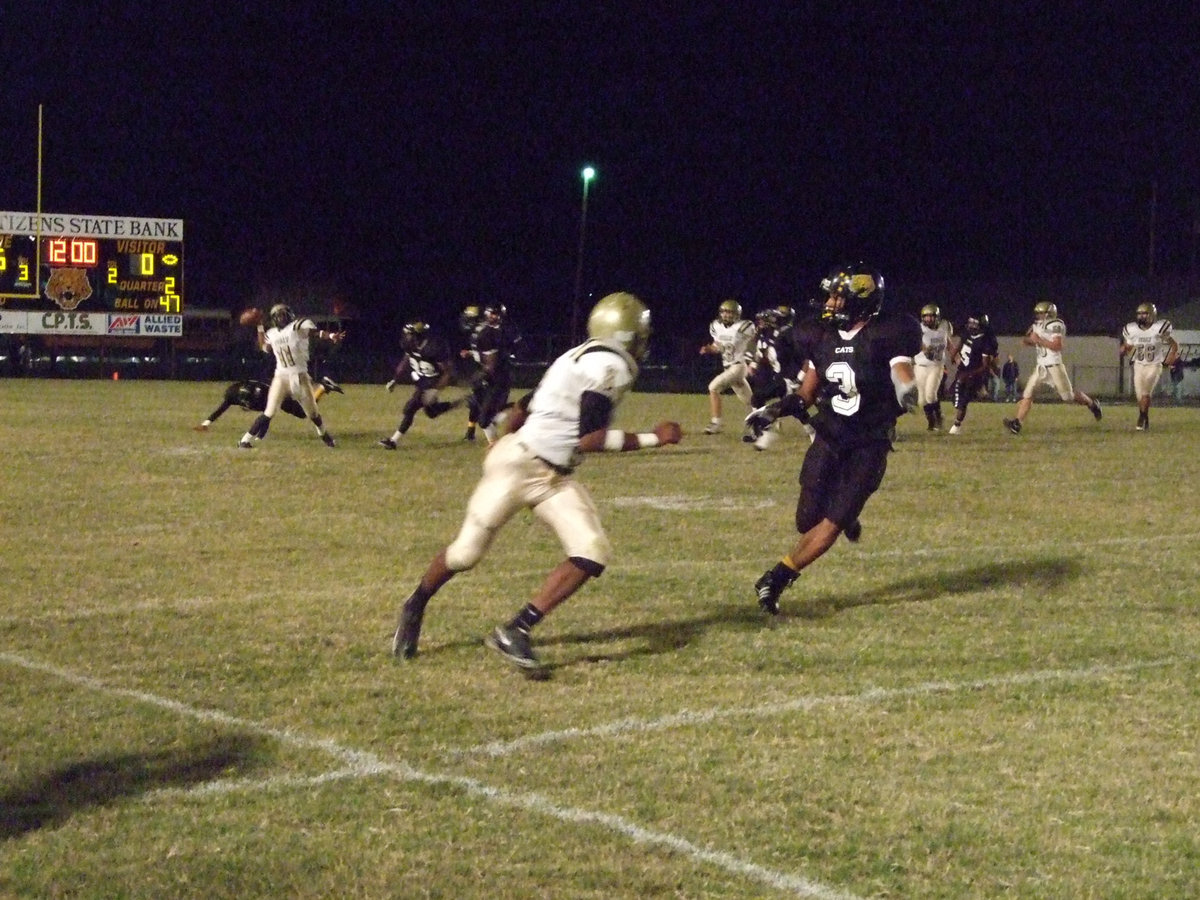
[475,322,516,380]
[396,335,453,385]
[807,313,921,447]
[956,328,999,379]
[776,316,825,383]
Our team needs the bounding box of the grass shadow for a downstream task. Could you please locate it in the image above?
[0,733,270,840]
[792,556,1080,620]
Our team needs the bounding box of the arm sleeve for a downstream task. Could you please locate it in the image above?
[579,390,614,436]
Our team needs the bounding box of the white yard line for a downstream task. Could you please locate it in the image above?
[449,656,1191,758]
[0,650,863,900]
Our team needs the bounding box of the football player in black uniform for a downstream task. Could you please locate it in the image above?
[378,321,464,449]
[947,314,999,435]
[470,303,520,445]
[458,305,485,440]
[194,372,343,431]
[748,263,920,615]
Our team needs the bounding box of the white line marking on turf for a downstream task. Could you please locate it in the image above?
[0,650,862,900]
[449,656,1191,759]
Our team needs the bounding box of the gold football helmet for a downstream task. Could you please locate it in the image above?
[1135,302,1156,327]
[588,292,651,360]
[920,304,940,327]
[717,299,742,325]
[1033,300,1058,322]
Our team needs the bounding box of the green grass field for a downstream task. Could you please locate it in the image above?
[1,379,1198,898]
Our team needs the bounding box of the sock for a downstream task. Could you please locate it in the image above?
[506,603,544,633]
[390,430,402,442]
[773,560,800,586]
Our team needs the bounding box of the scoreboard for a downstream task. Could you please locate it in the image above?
[0,211,184,337]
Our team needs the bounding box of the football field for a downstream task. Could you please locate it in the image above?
[2,379,1198,898]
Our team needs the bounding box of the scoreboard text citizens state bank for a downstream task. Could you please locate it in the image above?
[0,212,184,323]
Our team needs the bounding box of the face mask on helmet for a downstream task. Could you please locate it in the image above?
[1135,303,1156,327]
[821,264,884,326]
[717,299,741,325]
[920,304,940,327]
[269,304,295,328]
[1033,301,1057,323]
[401,321,429,352]
[459,306,481,332]
[484,304,506,324]
[965,316,985,336]
[588,292,652,360]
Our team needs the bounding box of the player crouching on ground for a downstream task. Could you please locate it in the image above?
[390,292,683,675]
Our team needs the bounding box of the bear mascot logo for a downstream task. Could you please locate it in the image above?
[45,267,93,310]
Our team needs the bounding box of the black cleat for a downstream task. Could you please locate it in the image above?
[321,376,345,395]
[378,438,397,450]
[237,440,254,449]
[1003,418,1021,435]
[485,625,541,670]
[844,520,862,542]
[754,571,781,615]
[321,432,336,447]
[464,428,476,441]
[392,594,427,659]
[1089,399,1103,421]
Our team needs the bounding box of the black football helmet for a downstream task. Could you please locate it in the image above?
[484,303,506,324]
[820,263,884,326]
[401,320,430,353]
[269,304,295,328]
[965,314,990,336]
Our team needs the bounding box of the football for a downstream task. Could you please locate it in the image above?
[239,308,262,327]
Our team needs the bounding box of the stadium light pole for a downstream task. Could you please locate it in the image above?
[571,166,596,345]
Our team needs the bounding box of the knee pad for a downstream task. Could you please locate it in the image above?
[568,556,605,578]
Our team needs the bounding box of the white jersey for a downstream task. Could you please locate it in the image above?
[709,318,757,368]
[916,320,954,367]
[1122,318,1174,367]
[1030,317,1066,365]
[265,318,317,375]
[519,339,637,470]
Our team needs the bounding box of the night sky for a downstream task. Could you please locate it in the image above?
[5,4,1198,347]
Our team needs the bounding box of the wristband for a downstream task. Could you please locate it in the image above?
[636,433,660,449]
[603,429,626,451]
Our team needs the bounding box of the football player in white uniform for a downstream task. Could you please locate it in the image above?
[238,304,341,449]
[914,304,953,431]
[699,298,757,433]
[391,292,683,674]
[1003,300,1102,435]
[1119,302,1178,431]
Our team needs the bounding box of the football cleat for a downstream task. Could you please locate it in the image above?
[948,424,962,435]
[193,424,209,432]
[1089,399,1102,421]
[237,440,253,449]
[392,594,427,660]
[378,438,397,450]
[320,376,345,395]
[1003,418,1021,435]
[321,432,336,448]
[754,567,796,616]
[703,421,722,435]
[485,626,541,670]
[843,520,862,542]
